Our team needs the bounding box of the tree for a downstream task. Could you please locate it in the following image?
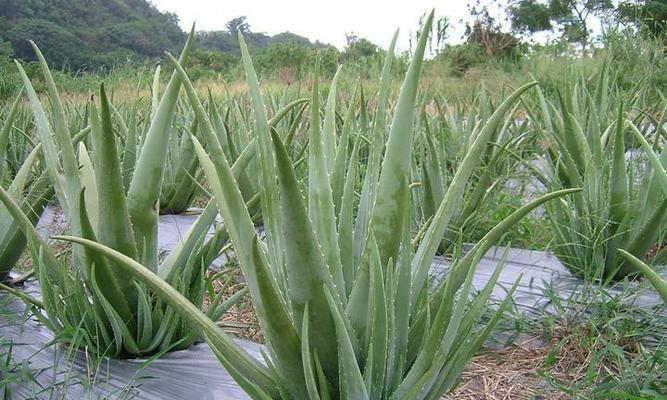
[0,39,11,63]
[463,0,523,59]
[0,0,185,69]
[225,16,250,35]
[0,38,18,97]
[409,11,449,55]
[467,20,523,59]
[344,33,379,58]
[509,0,614,54]
[255,41,310,75]
[618,0,667,38]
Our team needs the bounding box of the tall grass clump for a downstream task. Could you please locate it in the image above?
[60,14,577,398]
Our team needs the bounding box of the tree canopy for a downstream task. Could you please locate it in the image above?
[509,0,614,51]
[618,0,667,38]
[0,1,324,70]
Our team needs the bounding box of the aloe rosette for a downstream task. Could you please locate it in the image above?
[58,13,578,398]
[0,90,55,282]
[532,67,667,282]
[0,30,250,357]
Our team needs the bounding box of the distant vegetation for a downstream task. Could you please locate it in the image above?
[0,0,665,100]
[0,1,328,70]
[0,0,185,69]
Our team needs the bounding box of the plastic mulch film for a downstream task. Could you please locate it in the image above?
[0,208,663,398]
[430,246,667,333]
[0,283,259,399]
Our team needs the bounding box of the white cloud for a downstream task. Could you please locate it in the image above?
[150,0,470,51]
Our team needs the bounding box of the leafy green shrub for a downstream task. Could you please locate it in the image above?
[188,49,239,81]
[443,43,486,76]
[255,41,312,77]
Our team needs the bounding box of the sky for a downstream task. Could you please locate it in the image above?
[151,0,471,51]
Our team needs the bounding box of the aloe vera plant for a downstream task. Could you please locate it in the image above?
[0,90,54,282]
[413,91,532,253]
[0,32,256,357]
[142,66,205,215]
[532,71,667,282]
[158,108,203,215]
[619,126,667,303]
[155,68,307,215]
[58,15,578,398]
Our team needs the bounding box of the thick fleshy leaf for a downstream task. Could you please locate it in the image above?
[619,250,667,302]
[322,66,342,172]
[609,106,628,226]
[251,238,308,399]
[411,81,539,305]
[238,33,284,276]
[92,86,138,259]
[271,129,340,385]
[0,89,23,182]
[324,288,369,400]
[331,83,359,215]
[353,30,399,268]
[308,61,346,301]
[371,11,433,266]
[54,235,277,395]
[127,27,194,270]
[301,304,323,400]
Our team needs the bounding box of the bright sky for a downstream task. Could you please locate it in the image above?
[150,0,471,51]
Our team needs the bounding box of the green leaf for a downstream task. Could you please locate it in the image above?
[54,234,277,395]
[127,27,194,270]
[339,136,361,295]
[324,288,369,400]
[76,143,99,234]
[322,66,342,172]
[238,33,285,276]
[609,105,628,227]
[92,85,138,260]
[354,30,399,268]
[371,11,433,267]
[251,238,308,399]
[331,83,359,216]
[301,304,322,400]
[271,129,340,386]
[619,250,667,303]
[365,242,388,399]
[0,89,23,182]
[29,41,79,199]
[308,61,346,302]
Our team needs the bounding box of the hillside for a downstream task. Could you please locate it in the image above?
[0,0,323,71]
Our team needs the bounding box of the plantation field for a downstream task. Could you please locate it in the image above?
[0,4,666,399]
